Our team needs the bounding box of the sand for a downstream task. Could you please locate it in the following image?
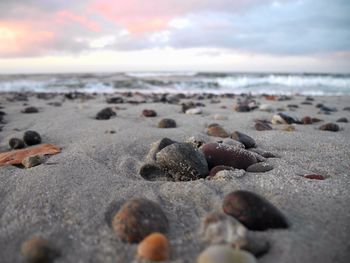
[0,92,349,263]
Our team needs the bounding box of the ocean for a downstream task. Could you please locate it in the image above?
[0,72,349,95]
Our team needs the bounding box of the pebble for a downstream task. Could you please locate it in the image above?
[197,245,257,263]
[158,118,177,128]
[23,130,42,146]
[231,131,256,149]
[301,116,312,124]
[106,96,124,104]
[22,155,46,168]
[9,138,25,149]
[254,121,272,131]
[271,113,296,124]
[336,117,348,123]
[208,165,235,178]
[199,212,247,247]
[282,125,295,132]
[213,114,228,120]
[234,104,251,112]
[156,143,209,181]
[95,107,116,120]
[246,162,273,173]
[21,236,60,263]
[319,123,340,132]
[248,148,276,158]
[112,198,169,243]
[139,163,171,181]
[311,117,323,123]
[186,108,202,115]
[201,143,257,170]
[207,124,229,138]
[343,107,350,111]
[304,174,325,180]
[21,106,39,114]
[137,233,170,261]
[223,190,289,231]
[146,138,176,162]
[142,109,157,117]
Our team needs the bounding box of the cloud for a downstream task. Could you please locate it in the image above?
[0,0,349,58]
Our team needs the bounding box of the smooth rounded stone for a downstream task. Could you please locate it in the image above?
[271,113,296,124]
[23,131,42,146]
[146,138,177,162]
[106,96,124,104]
[301,116,312,124]
[158,118,177,128]
[186,108,202,115]
[343,106,350,111]
[336,117,348,123]
[137,233,170,261]
[282,125,295,132]
[9,138,25,149]
[156,143,209,181]
[112,198,169,243]
[211,169,246,180]
[21,106,39,114]
[319,123,340,132]
[142,109,157,117]
[254,121,272,131]
[181,101,196,113]
[258,104,274,112]
[22,155,46,168]
[201,143,257,170]
[248,148,276,158]
[303,174,325,180]
[311,117,323,123]
[199,212,247,247]
[246,162,273,173]
[21,236,60,263]
[231,131,256,149]
[213,114,228,120]
[207,125,229,138]
[301,101,313,105]
[220,138,245,149]
[234,104,251,112]
[139,163,172,181]
[95,107,116,120]
[208,165,235,178]
[223,190,289,231]
[197,245,257,263]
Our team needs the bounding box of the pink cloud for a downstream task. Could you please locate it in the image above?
[57,10,101,32]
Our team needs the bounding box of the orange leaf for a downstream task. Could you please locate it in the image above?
[0,144,61,167]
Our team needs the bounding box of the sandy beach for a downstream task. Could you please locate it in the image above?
[0,92,349,263]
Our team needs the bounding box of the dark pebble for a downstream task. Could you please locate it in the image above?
[23,131,42,146]
[248,148,277,158]
[21,107,39,114]
[319,123,340,132]
[142,109,157,117]
[304,174,325,180]
[158,118,176,128]
[9,138,25,149]
[95,107,116,120]
[234,104,251,112]
[201,143,257,170]
[301,116,312,124]
[146,138,176,162]
[343,107,350,111]
[156,143,209,181]
[107,97,124,104]
[254,121,272,131]
[301,101,313,105]
[311,117,323,123]
[231,131,256,149]
[306,96,314,101]
[223,190,289,231]
[21,236,60,263]
[139,163,171,181]
[246,162,273,173]
[336,117,348,123]
[112,198,169,243]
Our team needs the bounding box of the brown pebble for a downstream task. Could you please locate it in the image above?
[223,190,289,231]
[207,125,229,138]
[304,174,325,180]
[112,198,169,243]
[21,236,60,263]
[158,118,176,128]
[137,233,170,261]
[254,121,272,131]
[142,109,157,117]
[22,155,46,168]
[319,123,340,132]
[301,116,312,124]
[9,138,25,149]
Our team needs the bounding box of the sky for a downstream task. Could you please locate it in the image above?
[0,0,349,73]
